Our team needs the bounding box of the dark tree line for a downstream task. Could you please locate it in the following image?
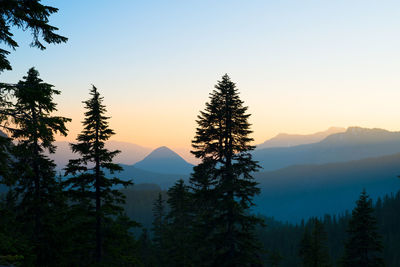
[256,190,393,267]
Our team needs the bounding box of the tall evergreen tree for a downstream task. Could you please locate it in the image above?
[152,192,167,265]
[299,218,331,267]
[190,74,263,266]
[64,85,133,264]
[0,0,67,72]
[165,179,193,267]
[342,190,384,267]
[0,67,70,265]
[138,228,156,267]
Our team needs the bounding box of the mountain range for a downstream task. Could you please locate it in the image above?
[4,126,400,224]
[253,127,400,171]
[257,127,345,149]
[51,140,152,168]
[105,146,193,189]
[254,152,400,222]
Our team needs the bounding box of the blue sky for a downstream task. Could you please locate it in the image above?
[2,0,400,158]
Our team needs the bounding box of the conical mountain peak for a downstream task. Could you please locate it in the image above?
[134,146,193,175]
[144,146,182,159]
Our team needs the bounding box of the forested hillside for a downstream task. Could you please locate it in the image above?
[257,190,400,266]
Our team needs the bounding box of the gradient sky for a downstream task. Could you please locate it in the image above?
[2,0,400,161]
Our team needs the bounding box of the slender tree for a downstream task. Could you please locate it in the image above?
[299,218,331,267]
[165,179,193,267]
[342,190,384,267]
[138,228,155,267]
[152,192,167,265]
[64,85,132,264]
[190,74,263,266]
[1,67,70,265]
[0,0,67,72]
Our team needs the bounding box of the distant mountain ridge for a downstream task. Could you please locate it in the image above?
[257,127,345,149]
[133,146,193,175]
[254,152,400,222]
[51,140,152,169]
[321,126,400,145]
[253,127,400,171]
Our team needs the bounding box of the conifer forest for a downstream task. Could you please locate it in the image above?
[0,1,399,266]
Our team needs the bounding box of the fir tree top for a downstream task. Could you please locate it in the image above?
[192,74,255,162]
[5,67,70,153]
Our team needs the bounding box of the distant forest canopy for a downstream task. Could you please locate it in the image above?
[0,1,397,267]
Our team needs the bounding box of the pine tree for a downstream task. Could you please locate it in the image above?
[1,67,70,265]
[165,179,193,267]
[138,228,156,267]
[299,218,331,267]
[190,74,263,266]
[0,0,67,72]
[342,190,384,267]
[64,85,133,264]
[152,192,167,265]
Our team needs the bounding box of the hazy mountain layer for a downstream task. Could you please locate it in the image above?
[51,140,152,169]
[118,164,189,189]
[253,127,400,171]
[257,126,345,149]
[254,152,400,222]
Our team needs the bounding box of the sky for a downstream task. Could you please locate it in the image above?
[1,0,400,161]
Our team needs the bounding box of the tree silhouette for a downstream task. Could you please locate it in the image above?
[152,192,167,266]
[64,85,132,264]
[2,67,70,265]
[299,218,331,267]
[165,179,193,267]
[342,190,384,267]
[191,74,263,266]
[0,0,67,72]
